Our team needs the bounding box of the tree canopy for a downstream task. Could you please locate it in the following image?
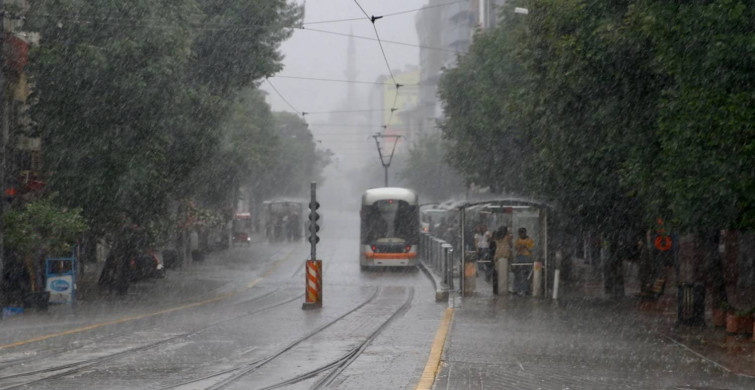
[24,0,305,244]
[438,0,754,236]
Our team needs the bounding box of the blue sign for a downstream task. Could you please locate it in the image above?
[51,279,71,292]
[45,249,77,305]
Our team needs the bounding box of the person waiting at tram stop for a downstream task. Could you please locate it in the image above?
[513,227,535,295]
[474,224,492,273]
[491,227,513,293]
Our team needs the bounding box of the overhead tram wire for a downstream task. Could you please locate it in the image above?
[30,13,287,33]
[296,27,456,53]
[38,13,455,53]
[308,123,414,128]
[351,0,404,132]
[302,16,366,25]
[382,0,469,17]
[270,75,424,87]
[265,78,307,118]
[303,1,468,25]
[384,90,400,130]
[304,108,392,115]
[351,0,396,85]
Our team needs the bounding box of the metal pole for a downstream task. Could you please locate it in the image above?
[0,2,6,305]
[543,210,549,298]
[310,182,317,262]
[384,166,388,187]
[459,207,466,295]
[446,246,454,290]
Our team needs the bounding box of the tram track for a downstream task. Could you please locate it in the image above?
[161,286,383,390]
[260,287,415,390]
[0,288,302,390]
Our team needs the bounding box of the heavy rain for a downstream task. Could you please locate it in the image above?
[0,1,753,389]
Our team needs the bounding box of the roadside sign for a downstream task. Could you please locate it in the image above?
[45,248,77,305]
[46,274,74,304]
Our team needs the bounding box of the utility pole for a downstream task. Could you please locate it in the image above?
[0,1,6,305]
[372,133,401,187]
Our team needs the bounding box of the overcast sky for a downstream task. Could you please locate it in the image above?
[262,0,422,115]
[259,0,427,169]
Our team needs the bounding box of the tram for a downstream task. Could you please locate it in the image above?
[359,187,420,270]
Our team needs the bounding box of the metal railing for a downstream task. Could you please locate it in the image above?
[419,232,455,291]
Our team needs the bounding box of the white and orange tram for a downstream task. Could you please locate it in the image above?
[359,187,420,270]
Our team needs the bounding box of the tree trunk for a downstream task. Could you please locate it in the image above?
[603,235,625,298]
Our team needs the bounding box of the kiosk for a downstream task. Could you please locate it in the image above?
[45,248,77,305]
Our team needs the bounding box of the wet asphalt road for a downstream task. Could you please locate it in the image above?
[2,209,754,389]
[0,210,442,389]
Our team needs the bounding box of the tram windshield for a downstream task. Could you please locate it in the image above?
[360,199,419,245]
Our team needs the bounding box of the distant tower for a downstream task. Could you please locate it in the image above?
[345,27,358,109]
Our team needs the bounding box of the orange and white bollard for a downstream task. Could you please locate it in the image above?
[302,259,322,309]
[532,261,543,297]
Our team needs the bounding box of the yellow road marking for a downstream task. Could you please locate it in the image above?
[0,248,297,351]
[415,307,454,390]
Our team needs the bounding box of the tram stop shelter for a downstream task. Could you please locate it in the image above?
[455,198,551,297]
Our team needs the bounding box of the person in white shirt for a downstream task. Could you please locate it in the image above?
[474,224,492,273]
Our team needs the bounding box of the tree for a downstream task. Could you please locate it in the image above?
[440,1,665,297]
[189,87,278,211]
[629,0,755,231]
[399,133,465,202]
[25,0,302,245]
[438,12,532,194]
[190,0,302,96]
[26,0,200,240]
[257,112,329,198]
[3,197,87,293]
[438,0,754,297]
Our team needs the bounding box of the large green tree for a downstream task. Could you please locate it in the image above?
[27,0,200,237]
[25,0,302,241]
[439,0,755,297]
[438,12,531,194]
[628,0,755,231]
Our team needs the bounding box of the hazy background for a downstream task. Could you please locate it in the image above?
[262,0,421,166]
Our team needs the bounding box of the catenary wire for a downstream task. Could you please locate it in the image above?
[297,27,458,53]
[382,0,469,18]
[304,109,392,115]
[265,78,302,116]
[351,0,396,85]
[271,75,423,86]
[303,0,468,25]
[32,13,454,53]
[351,0,402,130]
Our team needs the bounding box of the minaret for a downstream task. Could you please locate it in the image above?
[345,27,358,109]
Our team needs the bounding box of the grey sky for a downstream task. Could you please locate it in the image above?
[262,0,422,116]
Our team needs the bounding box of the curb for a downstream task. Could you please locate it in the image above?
[418,259,449,302]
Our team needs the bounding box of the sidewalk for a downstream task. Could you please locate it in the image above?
[2,238,268,323]
[432,270,755,389]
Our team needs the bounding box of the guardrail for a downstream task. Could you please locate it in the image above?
[419,232,455,291]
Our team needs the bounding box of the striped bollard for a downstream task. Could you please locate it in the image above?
[302,259,322,309]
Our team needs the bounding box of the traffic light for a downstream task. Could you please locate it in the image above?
[308,201,320,244]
